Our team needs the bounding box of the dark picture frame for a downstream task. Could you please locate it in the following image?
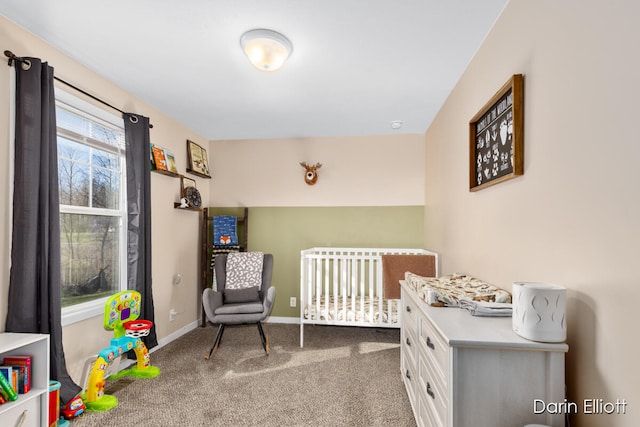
[469,74,524,191]
[186,140,211,178]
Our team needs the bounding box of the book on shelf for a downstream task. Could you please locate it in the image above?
[11,365,28,394]
[2,356,31,394]
[0,366,17,394]
[0,367,17,401]
[152,145,168,170]
[150,143,156,170]
[164,149,178,173]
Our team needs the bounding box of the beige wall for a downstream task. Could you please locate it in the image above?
[209,134,425,207]
[424,0,639,425]
[0,16,209,383]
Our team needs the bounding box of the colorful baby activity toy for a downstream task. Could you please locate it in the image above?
[82,290,160,412]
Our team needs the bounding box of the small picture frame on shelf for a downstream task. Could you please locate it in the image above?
[186,140,211,178]
[181,176,197,195]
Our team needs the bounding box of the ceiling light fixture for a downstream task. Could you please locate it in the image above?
[240,29,292,72]
[391,121,404,130]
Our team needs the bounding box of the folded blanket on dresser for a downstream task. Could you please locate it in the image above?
[459,299,512,317]
[404,272,511,307]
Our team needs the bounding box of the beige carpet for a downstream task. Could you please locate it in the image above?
[70,323,416,426]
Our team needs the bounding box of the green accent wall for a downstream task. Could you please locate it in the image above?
[224,206,424,318]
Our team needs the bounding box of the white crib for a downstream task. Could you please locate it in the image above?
[299,247,438,347]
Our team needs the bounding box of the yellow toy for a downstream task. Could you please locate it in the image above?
[83,290,160,411]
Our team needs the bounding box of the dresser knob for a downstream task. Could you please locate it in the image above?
[406,305,412,313]
[426,382,436,399]
[406,337,411,347]
[405,370,411,381]
[426,337,435,350]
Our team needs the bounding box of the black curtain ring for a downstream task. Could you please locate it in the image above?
[21,59,31,71]
[129,115,139,124]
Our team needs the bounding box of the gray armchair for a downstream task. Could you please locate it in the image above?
[202,253,275,359]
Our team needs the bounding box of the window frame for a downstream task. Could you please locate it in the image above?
[56,89,128,326]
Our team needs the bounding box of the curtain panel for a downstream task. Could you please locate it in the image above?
[6,57,81,404]
[124,114,158,349]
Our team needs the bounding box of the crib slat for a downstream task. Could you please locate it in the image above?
[315,257,322,320]
[376,256,384,324]
[323,256,329,321]
[368,258,373,322]
[359,257,364,322]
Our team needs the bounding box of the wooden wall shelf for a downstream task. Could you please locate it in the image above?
[152,168,180,178]
[186,168,211,179]
[174,203,203,211]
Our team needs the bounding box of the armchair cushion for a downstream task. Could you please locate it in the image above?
[223,286,260,304]
[215,301,264,315]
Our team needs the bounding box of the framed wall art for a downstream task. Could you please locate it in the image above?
[469,74,524,191]
[186,140,211,179]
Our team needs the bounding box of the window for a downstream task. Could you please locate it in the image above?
[56,91,127,325]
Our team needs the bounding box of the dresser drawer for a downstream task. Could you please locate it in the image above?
[419,314,449,382]
[402,311,419,362]
[0,396,41,427]
[418,383,444,427]
[418,346,448,427]
[401,349,417,412]
[402,297,419,337]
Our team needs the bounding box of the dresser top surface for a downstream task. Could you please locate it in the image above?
[401,281,568,352]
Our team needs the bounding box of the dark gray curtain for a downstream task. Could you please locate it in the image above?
[6,57,81,404]
[124,114,158,349]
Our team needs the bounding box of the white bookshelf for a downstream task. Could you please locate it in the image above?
[0,333,50,427]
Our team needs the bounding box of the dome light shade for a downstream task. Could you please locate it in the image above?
[240,29,292,72]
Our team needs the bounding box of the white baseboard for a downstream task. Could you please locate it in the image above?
[265,316,299,324]
[155,320,200,351]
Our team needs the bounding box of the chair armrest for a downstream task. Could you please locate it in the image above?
[262,286,276,316]
[202,288,224,323]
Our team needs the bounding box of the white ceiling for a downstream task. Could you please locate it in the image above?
[1,0,509,140]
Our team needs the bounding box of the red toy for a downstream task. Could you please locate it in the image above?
[61,394,86,419]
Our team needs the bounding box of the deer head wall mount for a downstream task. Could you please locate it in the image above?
[299,161,322,185]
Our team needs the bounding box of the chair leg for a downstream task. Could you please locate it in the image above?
[257,322,270,356]
[204,324,225,360]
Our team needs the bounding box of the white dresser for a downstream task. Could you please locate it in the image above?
[400,281,568,427]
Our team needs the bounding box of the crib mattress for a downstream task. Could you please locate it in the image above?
[404,272,511,307]
[303,295,399,324]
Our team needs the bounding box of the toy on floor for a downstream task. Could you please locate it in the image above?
[60,394,85,420]
[48,380,72,426]
[82,290,160,412]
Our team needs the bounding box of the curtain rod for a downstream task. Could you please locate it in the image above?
[4,50,153,128]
